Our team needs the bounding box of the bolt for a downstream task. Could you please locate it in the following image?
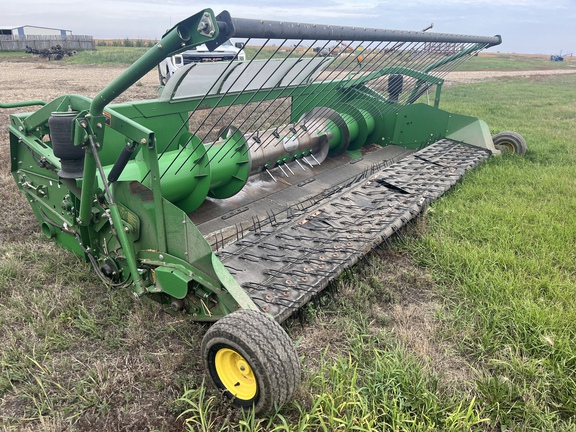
[239,366,246,371]
[97,123,103,128]
[159,254,164,260]
[140,138,147,145]
[124,226,130,233]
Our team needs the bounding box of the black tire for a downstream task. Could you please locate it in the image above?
[201,309,301,414]
[492,131,527,155]
[157,65,167,86]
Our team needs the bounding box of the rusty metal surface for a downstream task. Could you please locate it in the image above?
[192,144,412,243]
[216,139,491,322]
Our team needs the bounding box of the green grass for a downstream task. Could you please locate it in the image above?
[0,235,205,429]
[0,51,27,60]
[0,46,150,66]
[66,46,150,65]
[399,74,576,430]
[456,53,576,71]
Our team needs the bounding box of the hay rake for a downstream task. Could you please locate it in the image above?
[1,9,526,414]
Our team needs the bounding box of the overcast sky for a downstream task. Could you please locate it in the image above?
[1,0,573,55]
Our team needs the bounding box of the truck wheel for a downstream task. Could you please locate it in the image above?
[157,66,167,86]
[492,131,527,155]
[201,309,300,414]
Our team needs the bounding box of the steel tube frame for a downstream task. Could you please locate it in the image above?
[217,11,502,47]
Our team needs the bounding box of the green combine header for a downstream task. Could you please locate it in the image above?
[1,9,526,414]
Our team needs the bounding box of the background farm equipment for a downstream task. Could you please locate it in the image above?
[1,8,526,414]
[25,44,77,60]
[550,51,573,61]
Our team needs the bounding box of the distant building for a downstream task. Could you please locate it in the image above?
[0,25,93,52]
[0,25,72,37]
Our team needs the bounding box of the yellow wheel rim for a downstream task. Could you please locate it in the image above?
[214,348,257,400]
[497,141,516,153]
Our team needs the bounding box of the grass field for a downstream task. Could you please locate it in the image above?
[66,47,150,65]
[1,47,575,70]
[404,75,576,430]
[0,53,575,431]
[456,52,576,70]
[0,47,150,65]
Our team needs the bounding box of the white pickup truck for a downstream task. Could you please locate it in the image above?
[158,40,246,84]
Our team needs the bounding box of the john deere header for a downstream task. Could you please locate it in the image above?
[1,8,525,414]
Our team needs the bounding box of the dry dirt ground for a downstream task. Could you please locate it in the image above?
[2,60,576,104]
[1,60,575,430]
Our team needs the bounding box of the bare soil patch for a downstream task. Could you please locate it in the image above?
[446,68,576,85]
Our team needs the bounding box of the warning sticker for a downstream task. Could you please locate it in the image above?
[103,111,111,126]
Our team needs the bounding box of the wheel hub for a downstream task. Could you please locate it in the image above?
[215,347,257,400]
[496,141,516,153]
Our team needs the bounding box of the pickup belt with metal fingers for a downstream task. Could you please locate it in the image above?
[215,139,491,323]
